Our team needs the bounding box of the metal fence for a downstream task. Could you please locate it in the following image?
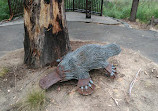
[8,0,103,18]
[8,0,23,17]
[65,0,103,15]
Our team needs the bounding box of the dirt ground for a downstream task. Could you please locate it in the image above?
[121,19,158,32]
[0,41,158,111]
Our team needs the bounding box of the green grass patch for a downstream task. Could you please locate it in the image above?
[0,0,10,21]
[137,1,158,23]
[0,67,9,77]
[1,0,158,23]
[103,0,158,23]
[18,90,47,111]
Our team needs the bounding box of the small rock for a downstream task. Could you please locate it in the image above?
[13,96,16,99]
[3,79,7,81]
[152,68,156,73]
[114,64,118,66]
[57,87,61,91]
[8,89,10,93]
[144,71,148,75]
[156,75,158,78]
[152,69,154,73]
[16,99,19,103]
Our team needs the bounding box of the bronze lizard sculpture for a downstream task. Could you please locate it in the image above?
[39,43,121,95]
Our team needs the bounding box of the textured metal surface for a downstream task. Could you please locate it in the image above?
[77,78,91,87]
[58,44,121,81]
[105,64,117,78]
[39,69,62,89]
[39,43,121,95]
[77,78,95,95]
[77,83,95,95]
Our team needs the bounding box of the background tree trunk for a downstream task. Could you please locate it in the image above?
[129,0,139,22]
[23,0,71,68]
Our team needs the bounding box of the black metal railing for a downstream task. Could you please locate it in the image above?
[8,0,103,18]
[65,0,103,16]
[8,0,23,17]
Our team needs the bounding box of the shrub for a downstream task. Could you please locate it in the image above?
[103,0,158,23]
[0,0,10,21]
[0,67,9,77]
[18,90,47,111]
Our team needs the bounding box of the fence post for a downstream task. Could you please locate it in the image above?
[73,0,75,11]
[86,0,91,18]
[100,0,103,16]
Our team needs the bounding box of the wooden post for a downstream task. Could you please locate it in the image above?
[73,0,75,11]
[129,0,139,22]
[100,0,103,16]
[23,0,71,68]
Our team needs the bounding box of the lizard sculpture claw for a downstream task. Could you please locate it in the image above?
[105,64,118,78]
[77,78,96,96]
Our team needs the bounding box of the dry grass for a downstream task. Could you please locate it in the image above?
[0,67,9,77]
[17,90,47,111]
[103,0,158,23]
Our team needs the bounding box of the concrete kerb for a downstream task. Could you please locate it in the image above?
[0,12,121,27]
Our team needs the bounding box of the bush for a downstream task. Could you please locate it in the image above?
[103,0,158,23]
[18,90,47,111]
[0,0,10,21]
[137,1,158,23]
[0,67,9,77]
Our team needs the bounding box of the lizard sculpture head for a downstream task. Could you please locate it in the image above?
[105,43,121,57]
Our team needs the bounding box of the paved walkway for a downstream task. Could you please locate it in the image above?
[0,12,158,63]
[0,12,120,27]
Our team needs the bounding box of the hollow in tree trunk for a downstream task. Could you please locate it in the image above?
[129,0,139,22]
[23,0,71,68]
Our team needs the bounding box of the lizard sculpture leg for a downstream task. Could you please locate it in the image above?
[77,72,96,96]
[77,78,96,96]
[99,61,117,78]
[105,64,117,78]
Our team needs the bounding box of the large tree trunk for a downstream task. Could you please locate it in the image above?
[129,0,139,22]
[23,0,71,68]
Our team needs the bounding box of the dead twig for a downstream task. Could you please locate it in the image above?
[13,66,17,91]
[111,97,119,106]
[129,68,141,96]
[107,90,119,106]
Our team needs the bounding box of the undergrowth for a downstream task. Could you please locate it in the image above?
[0,67,9,77]
[17,90,47,111]
[0,0,158,23]
[0,0,10,21]
[103,0,158,23]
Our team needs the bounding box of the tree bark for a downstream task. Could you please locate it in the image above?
[129,0,139,22]
[23,0,71,68]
